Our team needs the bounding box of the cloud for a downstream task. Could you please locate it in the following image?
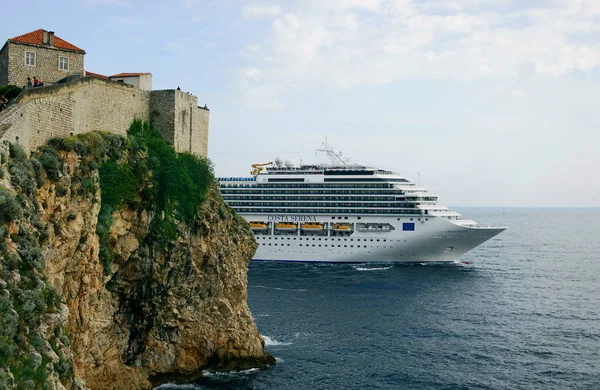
[242,5,282,19]
[239,0,600,109]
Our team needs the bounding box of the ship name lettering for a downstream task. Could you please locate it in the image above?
[267,215,317,222]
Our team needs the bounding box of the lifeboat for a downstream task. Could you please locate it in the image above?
[333,223,352,231]
[301,222,324,231]
[249,222,268,231]
[275,222,298,231]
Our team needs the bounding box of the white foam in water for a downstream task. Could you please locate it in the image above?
[203,368,260,378]
[353,266,393,271]
[262,335,293,346]
[155,384,200,389]
[275,356,285,363]
[250,285,308,292]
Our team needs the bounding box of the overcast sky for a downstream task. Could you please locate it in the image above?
[3,0,599,207]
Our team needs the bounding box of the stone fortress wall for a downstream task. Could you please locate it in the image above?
[0,76,209,157]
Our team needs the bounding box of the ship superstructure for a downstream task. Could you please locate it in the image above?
[217,148,506,263]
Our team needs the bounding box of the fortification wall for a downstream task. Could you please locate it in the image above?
[150,90,209,156]
[0,46,8,85]
[0,77,209,157]
[0,77,150,153]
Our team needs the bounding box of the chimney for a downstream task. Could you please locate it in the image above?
[42,30,48,44]
[48,31,55,47]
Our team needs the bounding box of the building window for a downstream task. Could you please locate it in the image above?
[25,52,35,66]
[59,56,69,70]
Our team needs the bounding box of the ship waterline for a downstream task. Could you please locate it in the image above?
[218,148,506,263]
[242,213,504,263]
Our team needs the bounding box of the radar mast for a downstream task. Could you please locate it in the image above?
[316,136,349,166]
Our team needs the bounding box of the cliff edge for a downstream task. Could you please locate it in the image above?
[0,122,274,389]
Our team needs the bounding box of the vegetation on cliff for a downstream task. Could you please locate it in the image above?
[0,143,73,389]
[0,85,23,101]
[1,121,269,390]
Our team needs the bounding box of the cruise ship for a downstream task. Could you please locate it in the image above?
[217,146,506,263]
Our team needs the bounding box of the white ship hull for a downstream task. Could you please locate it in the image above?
[244,214,505,263]
[219,145,506,264]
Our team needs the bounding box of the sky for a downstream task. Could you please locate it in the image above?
[2,0,599,207]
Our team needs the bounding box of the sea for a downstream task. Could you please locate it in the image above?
[158,208,600,389]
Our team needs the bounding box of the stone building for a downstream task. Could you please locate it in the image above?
[0,29,85,86]
[109,73,152,90]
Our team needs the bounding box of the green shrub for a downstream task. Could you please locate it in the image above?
[0,296,18,361]
[55,356,73,381]
[37,146,61,181]
[0,84,23,100]
[126,120,213,223]
[29,158,46,187]
[17,239,44,272]
[14,289,46,328]
[8,161,36,195]
[8,143,27,163]
[0,186,23,223]
[0,166,4,179]
[98,160,139,210]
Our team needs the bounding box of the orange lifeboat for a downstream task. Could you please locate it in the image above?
[333,223,352,231]
[301,222,324,231]
[249,222,268,231]
[275,222,297,231]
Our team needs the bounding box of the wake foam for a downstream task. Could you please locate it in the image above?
[202,367,260,378]
[262,335,293,346]
[250,285,308,292]
[155,384,200,389]
[353,265,393,271]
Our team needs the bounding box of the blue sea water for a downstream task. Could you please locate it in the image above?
[158,208,600,389]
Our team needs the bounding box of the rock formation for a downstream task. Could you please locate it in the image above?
[0,126,274,389]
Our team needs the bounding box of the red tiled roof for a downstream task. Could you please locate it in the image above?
[8,29,85,53]
[109,73,152,78]
[85,71,108,79]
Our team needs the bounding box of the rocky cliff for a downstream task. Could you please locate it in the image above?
[0,122,274,389]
